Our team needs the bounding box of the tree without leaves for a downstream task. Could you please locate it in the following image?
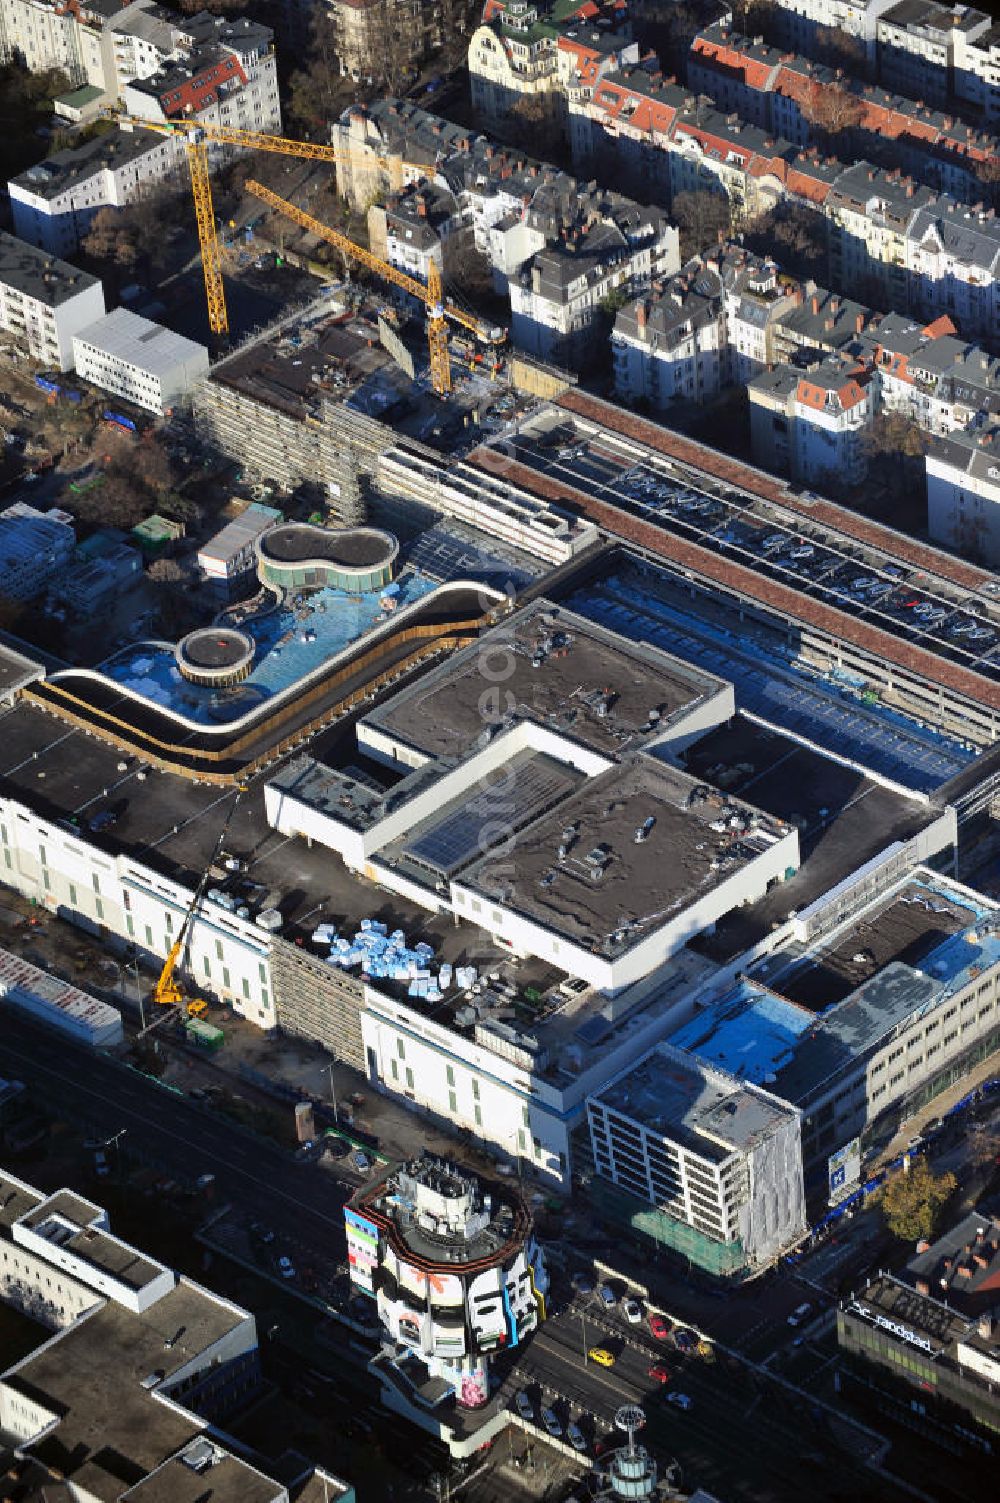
[147,557,185,583]
[745,202,827,280]
[671,190,731,261]
[880,1158,956,1242]
[800,80,865,137]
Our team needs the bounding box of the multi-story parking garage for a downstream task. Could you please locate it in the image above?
[472,392,1000,764]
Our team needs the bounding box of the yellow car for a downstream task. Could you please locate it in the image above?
[588,1346,615,1368]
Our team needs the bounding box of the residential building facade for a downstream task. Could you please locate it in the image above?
[8,127,183,257]
[0,231,105,370]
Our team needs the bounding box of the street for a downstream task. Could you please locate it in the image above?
[506,1291,913,1503]
[0,1009,350,1249]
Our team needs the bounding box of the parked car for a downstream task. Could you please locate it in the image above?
[277,1256,296,1280]
[647,1362,670,1385]
[541,1407,562,1438]
[588,1346,615,1368]
[566,1421,586,1452]
[514,1391,534,1423]
[648,1312,670,1341]
[351,1149,373,1174]
[666,1392,693,1411]
[571,1271,594,1296]
[93,1149,110,1178]
[622,1296,643,1325]
[597,1284,616,1309]
[673,1328,697,1351]
[787,1302,813,1328]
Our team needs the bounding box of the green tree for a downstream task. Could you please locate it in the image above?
[881,1158,956,1242]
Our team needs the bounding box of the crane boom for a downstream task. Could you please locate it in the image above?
[244,179,505,361]
[154,785,248,1011]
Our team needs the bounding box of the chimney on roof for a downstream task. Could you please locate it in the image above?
[637,299,647,331]
[811,294,819,315]
[916,1239,931,1254]
[856,312,865,333]
[979,1314,993,1340]
[916,1277,930,1295]
[824,317,834,331]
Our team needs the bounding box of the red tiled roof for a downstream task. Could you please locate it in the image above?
[467,392,1000,711]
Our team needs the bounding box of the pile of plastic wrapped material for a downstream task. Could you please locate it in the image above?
[309,918,473,1001]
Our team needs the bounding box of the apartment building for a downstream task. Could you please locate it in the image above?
[72,307,209,415]
[0,501,75,603]
[329,0,443,84]
[375,183,463,281]
[825,162,934,313]
[876,0,991,107]
[611,247,798,411]
[8,126,183,257]
[122,15,280,136]
[925,419,1000,562]
[906,198,1000,348]
[748,352,877,487]
[586,1043,808,1277]
[0,231,105,370]
[765,0,899,64]
[340,99,679,368]
[0,0,152,92]
[689,23,999,205]
[468,0,636,134]
[509,201,678,367]
[868,308,1000,432]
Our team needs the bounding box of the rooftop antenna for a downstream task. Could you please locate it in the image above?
[615,1402,645,1460]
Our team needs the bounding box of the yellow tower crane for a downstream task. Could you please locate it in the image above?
[127,117,505,392]
[244,177,506,396]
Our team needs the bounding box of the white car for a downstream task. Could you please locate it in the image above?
[277,1256,296,1280]
[540,1407,562,1439]
[514,1391,533,1423]
[667,1392,693,1411]
[622,1296,643,1325]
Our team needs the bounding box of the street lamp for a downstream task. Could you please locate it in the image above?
[111,956,145,1030]
[322,1060,338,1124]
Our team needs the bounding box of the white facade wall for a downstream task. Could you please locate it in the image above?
[926,448,1000,565]
[0,795,276,1026]
[14,1214,174,1315]
[587,1073,807,1270]
[453,823,798,992]
[0,266,105,371]
[361,954,715,1185]
[72,317,209,415]
[9,133,183,257]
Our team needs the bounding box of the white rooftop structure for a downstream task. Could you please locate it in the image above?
[0,946,123,1047]
[72,307,209,415]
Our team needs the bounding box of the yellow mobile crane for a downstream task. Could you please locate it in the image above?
[154,785,248,1017]
[244,177,506,395]
[128,116,505,392]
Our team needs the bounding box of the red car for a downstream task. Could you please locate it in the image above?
[648,1313,670,1340]
[648,1362,671,1385]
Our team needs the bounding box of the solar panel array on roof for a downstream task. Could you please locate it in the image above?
[403,755,579,878]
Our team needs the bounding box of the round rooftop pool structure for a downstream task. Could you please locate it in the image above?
[175,627,256,687]
[256,523,398,594]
